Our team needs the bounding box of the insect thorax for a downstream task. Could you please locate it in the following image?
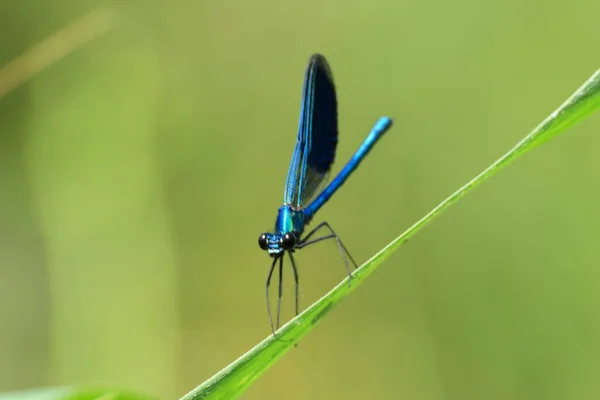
[275,205,306,237]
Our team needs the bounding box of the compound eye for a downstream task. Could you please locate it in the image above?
[281,233,296,250]
[258,234,268,250]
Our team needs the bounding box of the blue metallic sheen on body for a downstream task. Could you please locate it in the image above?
[264,55,393,254]
[301,116,393,218]
[259,53,394,333]
[264,206,307,254]
[276,205,306,234]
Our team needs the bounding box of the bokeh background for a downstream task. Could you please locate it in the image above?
[1,1,600,399]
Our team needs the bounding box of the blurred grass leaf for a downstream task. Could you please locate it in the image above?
[0,7,115,100]
[0,388,156,400]
[181,68,600,400]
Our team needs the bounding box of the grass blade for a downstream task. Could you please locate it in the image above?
[0,7,115,100]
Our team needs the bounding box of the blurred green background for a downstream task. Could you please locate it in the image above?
[1,0,600,399]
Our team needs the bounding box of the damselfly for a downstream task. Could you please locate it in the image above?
[258,54,393,333]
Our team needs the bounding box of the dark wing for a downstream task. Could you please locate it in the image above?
[283,54,338,208]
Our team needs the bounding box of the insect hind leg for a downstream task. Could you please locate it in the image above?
[297,221,358,281]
